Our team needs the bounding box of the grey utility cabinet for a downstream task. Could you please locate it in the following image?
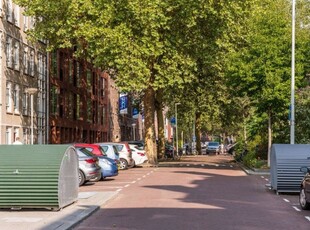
[0,145,79,210]
[270,144,310,193]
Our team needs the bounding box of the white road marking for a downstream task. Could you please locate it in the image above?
[137,178,142,180]
[292,206,301,212]
[124,184,130,188]
[142,175,146,178]
[201,164,205,167]
[305,216,310,222]
[265,178,269,181]
[116,189,122,192]
[261,176,265,179]
[283,199,290,203]
[131,181,136,184]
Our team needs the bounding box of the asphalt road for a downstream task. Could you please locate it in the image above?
[75,155,310,230]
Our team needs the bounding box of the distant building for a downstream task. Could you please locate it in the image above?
[48,49,109,144]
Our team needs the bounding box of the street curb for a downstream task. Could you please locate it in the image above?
[237,163,270,176]
[36,192,118,230]
[61,191,119,230]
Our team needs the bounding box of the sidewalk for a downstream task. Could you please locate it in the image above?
[0,191,118,230]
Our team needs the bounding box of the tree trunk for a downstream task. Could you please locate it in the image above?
[155,89,165,159]
[195,112,202,154]
[143,85,157,165]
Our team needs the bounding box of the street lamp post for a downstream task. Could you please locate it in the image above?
[175,103,181,156]
[26,88,38,145]
[290,0,296,144]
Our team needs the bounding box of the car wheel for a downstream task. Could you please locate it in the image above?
[92,175,102,182]
[78,170,86,186]
[299,187,310,210]
[119,158,128,170]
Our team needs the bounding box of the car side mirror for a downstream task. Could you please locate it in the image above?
[300,166,310,173]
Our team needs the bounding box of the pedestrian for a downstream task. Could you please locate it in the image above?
[13,137,23,145]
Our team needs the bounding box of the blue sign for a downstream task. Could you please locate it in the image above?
[170,117,176,125]
[119,94,128,114]
[133,107,139,119]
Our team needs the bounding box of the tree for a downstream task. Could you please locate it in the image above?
[16,0,257,164]
[226,0,310,165]
[16,0,196,165]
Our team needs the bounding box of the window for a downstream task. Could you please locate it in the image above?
[22,91,28,115]
[23,128,29,144]
[23,47,28,74]
[13,84,19,113]
[13,41,20,70]
[6,0,13,23]
[6,127,12,144]
[23,15,28,31]
[30,16,35,29]
[14,4,20,27]
[6,36,13,68]
[38,53,46,79]
[50,85,58,115]
[100,77,105,97]
[29,49,34,76]
[6,82,12,112]
[14,127,19,142]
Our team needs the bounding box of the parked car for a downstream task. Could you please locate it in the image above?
[74,143,106,157]
[75,147,101,186]
[103,142,135,170]
[206,142,220,155]
[98,157,119,179]
[74,143,118,179]
[299,166,310,210]
[94,143,120,163]
[129,144,148,166]
[128,140,144,149]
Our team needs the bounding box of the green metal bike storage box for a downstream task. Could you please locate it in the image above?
[0,145,79,210]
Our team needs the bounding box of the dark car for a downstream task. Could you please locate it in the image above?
[300,166,310,210]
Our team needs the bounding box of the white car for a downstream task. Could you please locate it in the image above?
[129,144,148,166]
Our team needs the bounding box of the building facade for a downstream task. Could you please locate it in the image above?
[49,49,110,144]
[0,0,48,144]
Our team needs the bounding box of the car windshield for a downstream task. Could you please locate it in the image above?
[76,147,96,157]
[208,142,219,146]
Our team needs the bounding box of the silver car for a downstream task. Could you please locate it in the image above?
[76,147,101,186]
[95,143,120,163]
[97,142,134,170]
